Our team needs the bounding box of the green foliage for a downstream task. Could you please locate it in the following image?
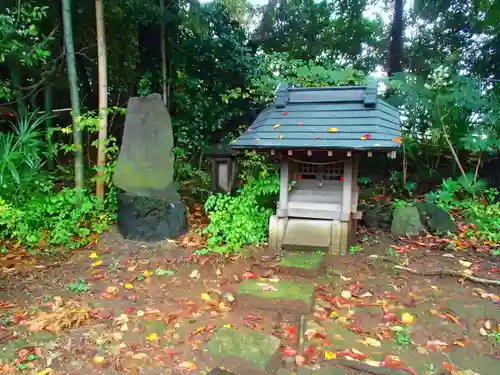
[394,328,412,346]
[348,244,363,255]
[67,279,89,293]
[201,173,280,254]
[388,171,416,198]
[426,177,500,243]
[0,184,113,250]
[0,2,52,100]
[0,110,53,189]
[174,147,212,201]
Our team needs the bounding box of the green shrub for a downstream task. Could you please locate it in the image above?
[0,182,114,251]
[201,173,280,254]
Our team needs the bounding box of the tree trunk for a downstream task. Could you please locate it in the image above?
[388,0,404,76]
[160,0,167,106]
[62,0,84,192]
[95,0,108,199]
[44,83,54,169]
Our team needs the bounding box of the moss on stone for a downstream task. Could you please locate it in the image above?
[207,327,280,370]
[238,279,314,304]
[280,252,325,269]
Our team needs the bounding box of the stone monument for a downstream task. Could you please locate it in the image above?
[113,93,187,241]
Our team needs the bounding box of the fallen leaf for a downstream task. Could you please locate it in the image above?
[279,135,284,139]
[392,137,402,144]
[143,270,153,277]
[146,333,158,341]
[89,252,99,259]
[92,356,105,365]
[132,353,150,360]
[324,350,336,360]
[92,260,103,267]
[340,275,351,281]
[36,369,53,375]
[358,337,382,347]
[297,122,303,126]
[124,283,134,290]
[106,286,118,294]
[401,312,415,324]
[189,269,200,279]
[200,293,211,302]
[263,285,278,292]
[361,134,372,140]
[155,268,174,276]
[328,128,339,133]
[176,361,198,372]
[364,359,383,367]
[241,271,257,280]
[280,347,297,357]
[459,260,472,267]
[340,290,352,299]
[479,327,488,336]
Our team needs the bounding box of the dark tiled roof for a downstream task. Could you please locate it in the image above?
[232,82,402,150]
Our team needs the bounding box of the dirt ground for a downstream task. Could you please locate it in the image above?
[0,227,498,375]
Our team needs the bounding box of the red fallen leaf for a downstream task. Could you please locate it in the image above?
[122,259,130,265]
[443,361,456,373]
[280,347,297,357]
[346,322,363,333]
[127,307,135,313]
[384,292,401,300]
[241,271,257,280]
[383,312,399,323]
[303,344,316,356]
[348,283,361,291]
[17,348,33,364]
[382,354,403,368]
[0,302,16,309]
[337,349,367,360]
[288,327,296,335]
[283,112,288,115]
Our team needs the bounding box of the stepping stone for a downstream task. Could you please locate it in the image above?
[206,327,281,375]
[279,251,325,278]
[237,279,315,314]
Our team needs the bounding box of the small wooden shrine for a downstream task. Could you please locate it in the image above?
[231,82,401,254]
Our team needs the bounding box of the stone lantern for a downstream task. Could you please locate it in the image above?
[207,143,237,193]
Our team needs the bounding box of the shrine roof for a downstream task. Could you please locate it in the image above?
[231,82,402,151]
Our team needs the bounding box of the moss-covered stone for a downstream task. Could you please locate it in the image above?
[237,279,315,314]
[280,252,325,269]
[207,327,281,373]
[238,279,314,304]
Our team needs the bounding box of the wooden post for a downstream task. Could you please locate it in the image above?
[278,157,289,217]
[341,158,353,221]
[351,155,359,214]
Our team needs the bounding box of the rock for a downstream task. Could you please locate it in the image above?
[279,251,325,278]
[360,203,392,229]
[113,94,179,201]
[391,206,425,237]
[415,202,457,233]
[117,191,187,241]
[237,279,315,314]
[206,327,281,375]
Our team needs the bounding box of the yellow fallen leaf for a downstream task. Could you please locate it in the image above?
[146,332,158,341]
[279,135,284,139]
[37,369,53,375]
[459,260,472,268]
[359,337,382,347]
[93,356,105,365]
[330,311,338,318]
[89,252,99,259]
[328,128,339,133]
[143,270,153,277]
[402,312,415,325]
[341,290,352,299]
[324,350,336,360]
[106,286,118,294]
[124,283,134,290]
[340,275,352,281]
[273,124,281,129]
[200,293,211,302]
[177,361,198,371]
[224,324,232,328]
[92,260,103,266]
